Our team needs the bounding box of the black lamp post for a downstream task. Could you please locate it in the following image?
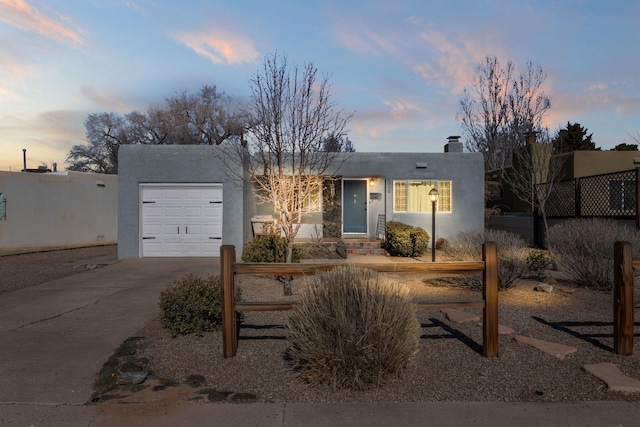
[429,188,439,262]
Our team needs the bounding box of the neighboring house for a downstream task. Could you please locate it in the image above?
[487,148,640,245]
[490,148,640,213]
[0,170,118,253]
[117,138,484,260]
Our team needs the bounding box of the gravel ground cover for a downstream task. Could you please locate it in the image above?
[136,272,640,403]
[3,245,639,404]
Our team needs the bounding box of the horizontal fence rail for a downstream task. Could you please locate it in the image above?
[221,243,499,359]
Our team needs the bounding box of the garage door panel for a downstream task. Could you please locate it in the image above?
[183,223,202,235]
[142,188,163,201]
[164,189,183,200]
[204,205,222,217]
[163,224,181,236]
[204,224,222,237]
[142,241,162,256]
[203,188,222,200]
[184,206,202,217]
[141,184,223,257]
[164,206,182,218]
[143,205,163,218]
[184,189,205,200]
[143,224,163,235]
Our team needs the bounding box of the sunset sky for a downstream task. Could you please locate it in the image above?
[1,0,639,171]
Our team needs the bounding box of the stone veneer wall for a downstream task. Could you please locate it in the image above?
[297,241,347,259]
[322,177,342,238]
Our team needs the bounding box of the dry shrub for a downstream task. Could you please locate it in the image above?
[547,218,640,291]
[286,266,420,390]
[440,229,528,290]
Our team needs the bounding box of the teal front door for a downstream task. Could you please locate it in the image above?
[343,179,367,233]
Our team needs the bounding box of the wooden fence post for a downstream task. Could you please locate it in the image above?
[614,241,634,355]
[482,242,498,357]
[221,245,237,358]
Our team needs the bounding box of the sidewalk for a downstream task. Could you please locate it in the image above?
[1,256,640,426]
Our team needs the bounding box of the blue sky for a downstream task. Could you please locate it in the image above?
[1,0,639,171]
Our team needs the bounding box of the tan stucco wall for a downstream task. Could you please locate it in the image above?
[560,151,640,179]
[0,171,117,253]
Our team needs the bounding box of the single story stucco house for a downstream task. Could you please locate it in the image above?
[117,137,484,260]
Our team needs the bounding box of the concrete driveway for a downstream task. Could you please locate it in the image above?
[0,256,218,405]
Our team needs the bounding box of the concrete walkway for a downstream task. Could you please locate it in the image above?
[1,256,640,426]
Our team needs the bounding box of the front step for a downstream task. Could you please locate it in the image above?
[342,239,387,256]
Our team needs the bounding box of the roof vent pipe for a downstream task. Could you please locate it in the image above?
[22,149,26,172]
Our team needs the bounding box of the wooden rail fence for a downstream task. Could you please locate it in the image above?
[614,241,638,355]
[221,242,499,359]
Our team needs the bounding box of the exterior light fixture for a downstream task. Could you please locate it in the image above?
[370,177,376,187]
[429,188,439,262]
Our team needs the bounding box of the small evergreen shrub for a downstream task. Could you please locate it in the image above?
[435,237,448,250]
[547,218,640,291]
[286,266,421,390]
[441,229,528,290]
[159,274,229,337]
[385,221,430,257]
[526,249,553,279]
[242,234,301,263]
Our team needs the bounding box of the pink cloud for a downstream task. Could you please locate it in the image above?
[0,0,83,45]
[81,86,130,112]
[171,28,260,65]
[412,25,496,94]
[330,13,406,57]
[384,99,427,120]
[0,86,18,99]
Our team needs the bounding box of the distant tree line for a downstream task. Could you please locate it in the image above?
[67,83,355,174]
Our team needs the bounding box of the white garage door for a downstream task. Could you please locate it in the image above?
[140,184,223,257]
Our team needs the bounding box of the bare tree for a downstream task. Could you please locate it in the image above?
[224,52,351,294]
[165,85,248,146]
[458,55,551,172]
[66,112,136,174]
[66,85,249,172]
[127,108,172,145]
[503,131,564,245]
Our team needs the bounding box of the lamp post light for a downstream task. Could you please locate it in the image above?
[429,188,439,262]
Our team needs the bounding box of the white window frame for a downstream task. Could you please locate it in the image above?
[393,180,452,213]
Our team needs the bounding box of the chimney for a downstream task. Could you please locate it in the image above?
[525,131,537,145]
[444,135,463,153]
[22,149,26,172]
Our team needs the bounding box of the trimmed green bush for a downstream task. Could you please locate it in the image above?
[441,229,528,290]
[286,266,421,390]
[159,274,228,337]
[547,218,640,290]
[242,234,301,263]
[385,221,430,257]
